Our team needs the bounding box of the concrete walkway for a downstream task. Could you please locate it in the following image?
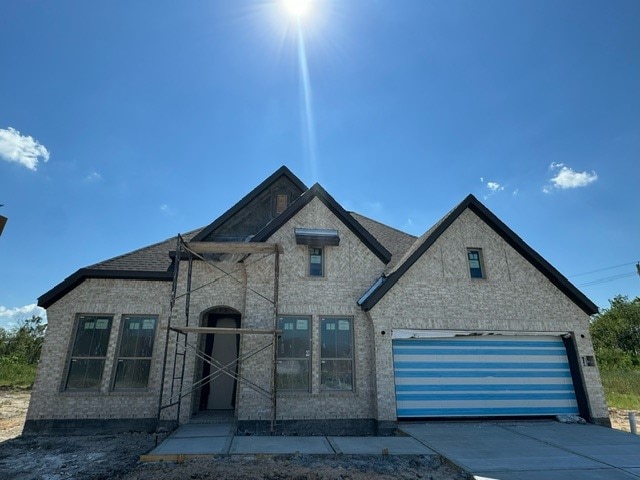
[400,421,640,480]
[143,423,435,460]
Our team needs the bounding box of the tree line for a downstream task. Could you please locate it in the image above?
[590,295,640,370]
[0,315,46,365]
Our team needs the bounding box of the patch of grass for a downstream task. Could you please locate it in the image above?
[0,359,36,388]
[600,369,640,410]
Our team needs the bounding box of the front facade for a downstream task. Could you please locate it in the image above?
[25,167,609,435]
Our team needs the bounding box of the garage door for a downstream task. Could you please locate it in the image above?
[393,335,579,418]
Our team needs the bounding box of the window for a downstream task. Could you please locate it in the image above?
[320,317,353,391]
[276,316,311,391]
[467,248,485,279]
[309,247,324,277]
[113,316,157,389]
[66,315,113,389]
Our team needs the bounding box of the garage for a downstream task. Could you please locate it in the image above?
[393,334,580,418]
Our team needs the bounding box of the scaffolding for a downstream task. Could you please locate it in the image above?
[156,234,282,433]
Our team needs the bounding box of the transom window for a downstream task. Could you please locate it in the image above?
[113,316,157,389]
[276,316,311,391]
[320,317,353,391]
[467,248,485,279]
[66,315,113,389]
[309,247,324,277]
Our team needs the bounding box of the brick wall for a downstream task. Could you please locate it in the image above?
[368,209,609,424]
[27,279,171,423]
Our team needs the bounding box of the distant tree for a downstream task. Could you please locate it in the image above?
[590,295,640,369]
[0,315,47,364]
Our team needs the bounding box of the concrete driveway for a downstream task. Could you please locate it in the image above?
[400,420,640,479]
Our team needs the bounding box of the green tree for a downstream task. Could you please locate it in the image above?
[590,295,640,369]
[0,315,47,364]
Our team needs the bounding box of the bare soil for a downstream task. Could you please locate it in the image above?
[1,390,637,479]
[0,390,464,479]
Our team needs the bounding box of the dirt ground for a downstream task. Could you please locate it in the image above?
[0,389,464,479]
[0,389,637,480]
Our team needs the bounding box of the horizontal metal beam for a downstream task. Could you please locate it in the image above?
[185,242,283,255]
[170,326,281,335]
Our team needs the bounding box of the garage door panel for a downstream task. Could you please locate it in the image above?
[393,335,580,418]
[395,382,576,391]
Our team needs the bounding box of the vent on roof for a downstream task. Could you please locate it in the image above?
[275,194,289,214]
[295,228,340,246]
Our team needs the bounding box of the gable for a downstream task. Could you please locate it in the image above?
[192,166,307,242]
[253,183,392,265]
[359,194,598,315]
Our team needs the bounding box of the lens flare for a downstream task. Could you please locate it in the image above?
[281,0,312,20]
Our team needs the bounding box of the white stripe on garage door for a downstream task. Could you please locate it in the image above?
[393,335,579,418]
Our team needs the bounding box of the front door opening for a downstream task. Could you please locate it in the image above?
[199,311,240,411]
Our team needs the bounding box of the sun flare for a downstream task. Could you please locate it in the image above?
[280,0,313,21]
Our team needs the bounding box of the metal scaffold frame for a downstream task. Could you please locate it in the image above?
[156,234,282,434]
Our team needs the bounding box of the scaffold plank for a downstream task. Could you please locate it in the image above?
[186,242,283,255]
[170,326,281,335]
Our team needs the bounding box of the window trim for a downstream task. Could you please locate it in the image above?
[112,315,158,391]
[320,316,354,392]
[276,315,312,392]
[308,246,325,278]
[467,248,486,279]
[64,314,114,391]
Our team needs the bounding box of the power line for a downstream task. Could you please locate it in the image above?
[569,261,638,278]
[578,272,637,288]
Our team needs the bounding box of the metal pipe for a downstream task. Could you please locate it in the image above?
[630,412,637,435]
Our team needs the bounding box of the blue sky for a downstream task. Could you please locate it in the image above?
[1,0,638,328]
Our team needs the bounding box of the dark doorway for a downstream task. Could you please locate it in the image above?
[199,310,241,411]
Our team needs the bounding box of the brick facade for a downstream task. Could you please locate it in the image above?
[367,209,609,425]
[26,170,608,434]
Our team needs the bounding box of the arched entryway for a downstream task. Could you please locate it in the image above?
[198,306,241,412]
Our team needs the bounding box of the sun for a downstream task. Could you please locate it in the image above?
[280,0,313,21]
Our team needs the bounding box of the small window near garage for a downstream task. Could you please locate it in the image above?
[276,316,311,391]
[467,248,485,279]
[66,315,113,390]
[113,316,157,389]
[309,247,324,277]
[275,194,289,214]
[320,317,354,391]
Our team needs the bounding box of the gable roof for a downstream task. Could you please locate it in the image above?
[358,194,598,315]
[253,183,392,264]
[191,166,307,242]
[39,166,307,309]
[38,229,202,308]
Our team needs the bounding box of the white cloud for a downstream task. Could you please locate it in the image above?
[544,163,598,193]
[0,304,47,330]
[160,204,176,216]
[486,181,504,192]
[84,171,102,182]
[512,189,519,196]
[0,127,50,170]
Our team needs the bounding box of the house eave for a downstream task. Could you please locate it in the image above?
[38,269,173,309]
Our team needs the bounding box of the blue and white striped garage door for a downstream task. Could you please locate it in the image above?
[393,335,579,418]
